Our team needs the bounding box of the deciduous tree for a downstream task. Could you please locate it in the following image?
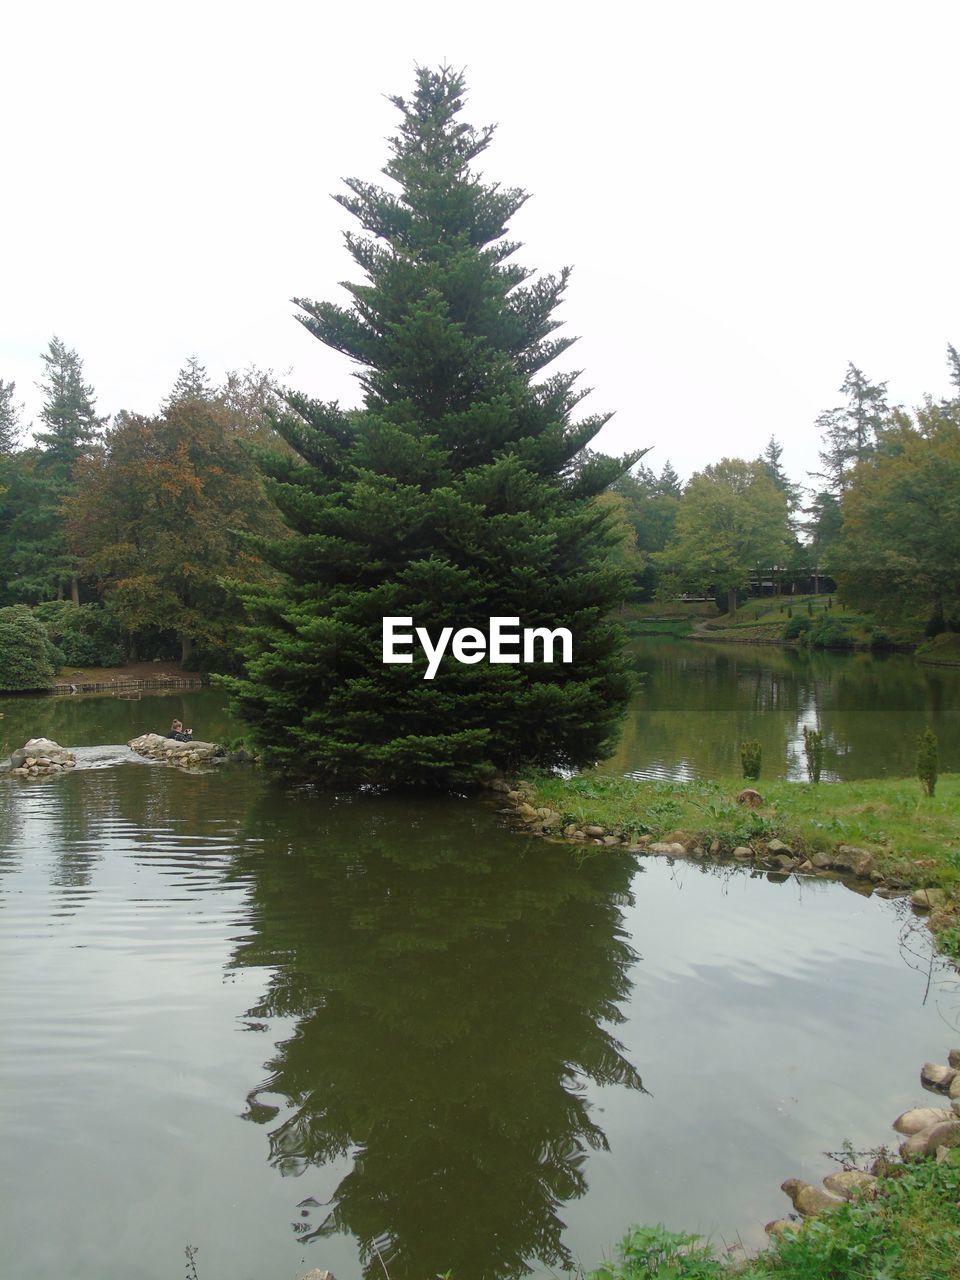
[657,459,791,615]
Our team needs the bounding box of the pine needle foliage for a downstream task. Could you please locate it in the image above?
[225,67,641,787]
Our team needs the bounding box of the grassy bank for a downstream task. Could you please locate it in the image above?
[693,594,914,649]
[530,771,958,879]
[588,1151,960,1280]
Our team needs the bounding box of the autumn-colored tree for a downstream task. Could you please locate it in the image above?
[66,401,282,664]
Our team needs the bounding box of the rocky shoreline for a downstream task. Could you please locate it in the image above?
[493,778,953,923]
[764,1049,960,1239]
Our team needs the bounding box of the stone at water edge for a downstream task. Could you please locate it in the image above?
[764,1219,799,1238]
[921,1062,958,1092]
[899,1119,960,1160]
[912,888,948,910]
[822,1170,878,1200]
[948,1049,960,1070]
[780,1178,842,1216]
[833,845,876,877]
[732,846,753,859]
[648,841,686,856]
[893,1106,954,1135]
[766,839,794,856]
[949,1074,960,1100]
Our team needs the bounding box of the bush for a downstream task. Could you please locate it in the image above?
[918,728,939,797]
[783,614,811,640]
[0,606,60,690]
[807,616,854,650]
[740,739,762,780]
[32,601,126,667]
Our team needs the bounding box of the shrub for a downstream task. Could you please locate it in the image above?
[32,601,126,667]
[808,616,854,650]
[740,739,762,780]
[783,614,811,640]
[803,725,824,783]
[0,606,60,690]
[917,728,938,797]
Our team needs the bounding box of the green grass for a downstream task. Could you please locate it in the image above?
[529,772,960,884]
[587,1153,960,1279]
[697,595,917,650]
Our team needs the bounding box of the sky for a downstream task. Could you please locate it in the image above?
[3,0,959,493]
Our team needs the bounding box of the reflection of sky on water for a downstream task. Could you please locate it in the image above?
[2,758,958,1279]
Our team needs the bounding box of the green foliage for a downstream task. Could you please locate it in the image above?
[0,605,60,690]
[783,614,810,639]
[0,379,24,455]
[806,615,854,650]
[917,727,939,797]
[588,1225,722,1280]
[32,601,126,667]
[803,725,824,783]
[224,68,639,786]
[658,459,791,614]
[612,464,681,600]
[35,336,105,465]
[814,361,890,496]
[740,738,762,780]
[833,400,960,628]
[587,1156,960,1280]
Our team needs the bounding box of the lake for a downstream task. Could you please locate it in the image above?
[1,641,959,1280]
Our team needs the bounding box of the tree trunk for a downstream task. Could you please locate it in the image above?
[727,587,738,618]
[70,575,80,607]
[180,634,193,664]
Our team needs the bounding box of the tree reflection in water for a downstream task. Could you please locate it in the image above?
[228,791,646,1280]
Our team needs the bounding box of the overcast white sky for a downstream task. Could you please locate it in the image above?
[3,0,958,491]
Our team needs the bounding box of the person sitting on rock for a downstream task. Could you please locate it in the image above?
[167,719,194,742]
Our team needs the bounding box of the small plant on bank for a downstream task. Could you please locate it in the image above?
[740,739,762,780]
[918,728,939,797]
[588,1224,723,1280]
[803,725,825,784]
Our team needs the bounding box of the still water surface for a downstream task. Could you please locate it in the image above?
[1,645,959,1280]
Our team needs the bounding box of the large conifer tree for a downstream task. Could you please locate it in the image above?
[226,68,640,786]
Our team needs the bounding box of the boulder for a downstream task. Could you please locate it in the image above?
[833,845,876,877]
[822,1170,877,1201]
[912,888,948,910]
[8,738,76,777]
[921,1062,958,1092]
[900,1119,960,1161]
[893,1106,954,1135]
[764,1219,799,1238]
[766,839,794,856]
[948,1049,960,1070]
[584,825,605,838]
[949,1074,960,1100]
[737,789,763,807]
[128,733,221,769]
[732,846,753,859]
[780,1178,842,1216]
[648,842,685,856]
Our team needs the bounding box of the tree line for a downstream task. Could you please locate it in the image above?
[0,344,285,671]
[606,354,960,632]
[2,66,957,784]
